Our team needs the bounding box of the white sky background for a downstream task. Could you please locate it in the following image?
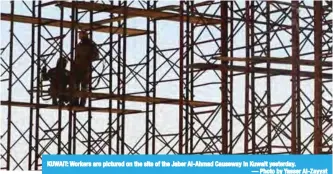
[0,0,332,170]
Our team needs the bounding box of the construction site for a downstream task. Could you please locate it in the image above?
[0,0,332,171]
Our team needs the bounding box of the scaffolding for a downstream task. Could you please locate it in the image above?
[0,0,332,171]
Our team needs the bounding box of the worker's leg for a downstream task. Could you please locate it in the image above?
[61,73,70,105]
[49,81,58,105]
[79,72,90,107]
[71,73,81,106]
[51,92,58,105]
[46,70,57,105]
[58,76,68,106]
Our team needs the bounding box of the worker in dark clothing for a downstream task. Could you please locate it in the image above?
[41,57,70,105]
[71,30,99,107]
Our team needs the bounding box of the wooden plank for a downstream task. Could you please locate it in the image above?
[156,5,179,11]
[214,56,332,67]
[0,13,148,36]
[38,1,58,7]
[29,90,219,107]
[77,92,219,107]
[214,56,248,62]
[56,1,221,25]
[193,1,215,7]
[94,15,136,25]
[0,101,142,114]
[187,63,333,79]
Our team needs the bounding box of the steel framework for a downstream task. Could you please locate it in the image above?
[0,0,332,171]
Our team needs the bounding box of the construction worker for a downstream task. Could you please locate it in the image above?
[41,57,70,105]
[71,30,99,107]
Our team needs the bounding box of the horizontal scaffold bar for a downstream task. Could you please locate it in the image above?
[30,90,220,107]
[0,101,142,114]
[214,56,333,67]
[187,63,332,80]
[0,13,149,36]
[56,1,221,25]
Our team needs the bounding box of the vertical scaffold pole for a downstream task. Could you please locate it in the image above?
[145,0,151,155]
[108,0,114,155]
[250,1,255,154]
[6,1,14,170]
[72,1,78,155]
[87,0,93,155]
[58,2,64,155]
[266,1,272,154]
[229,1,234,154]
[244,1,250,154]
[28,0,35,169]
[221,0,228,154]
[314,0,323,154]
[121,0,127,154]
[116,0,122,154]
[291,1,300,154]
[185,0,190,154]
[68,0,76,155]
[179,0,184,155]
[189,0,194,154]
[152,0,157,155]
[35,1,42,170]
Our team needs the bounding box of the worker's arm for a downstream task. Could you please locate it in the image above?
[41,66,50,81]
[74,44,83,64]
[92,42,100,61]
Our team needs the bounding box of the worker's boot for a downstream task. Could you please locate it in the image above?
[71,98,79,106]
[52,97,58,105]
[58,96,66,106]
[79,98,86,107]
